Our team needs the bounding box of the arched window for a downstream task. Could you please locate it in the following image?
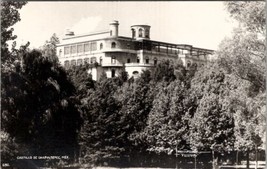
[111,42,116,48]
[137,57,140,63]
[187,61,191,67]
[138,28,143,37]
[91,57,96,64]
[84,58,89,64]
[145,57,149,64]
[111,69,116,77]
[154,58,158,65]
[71,60,76,66]
[77,59,83,66]
[133,71,139,75]
[111,56,116,64]
[64,60,70,67]
[132,29,136,38]
[145,29,149,38]
[100,43,103,50]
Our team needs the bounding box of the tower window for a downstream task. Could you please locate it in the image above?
[137,57,140,63]
[100,43,103,50]
[111,42,116,48]
[145,29,149,38]
[127,58,131,63]
[132,29,136,38]
[138,28,143,37]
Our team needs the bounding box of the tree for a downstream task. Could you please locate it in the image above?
[40,33,60,63]
[1,1,27,64]
[79,78,123,165]
[188,64,235,168]
[1,50,82,162]
[217,2,266,168]
[144,80,191,154]
[151,59,176,83]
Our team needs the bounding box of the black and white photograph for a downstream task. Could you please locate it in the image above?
[1,1,266,169]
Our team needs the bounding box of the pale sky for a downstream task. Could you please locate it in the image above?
[12,1,237,50]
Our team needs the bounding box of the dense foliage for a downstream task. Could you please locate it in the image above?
[1,1,265,168]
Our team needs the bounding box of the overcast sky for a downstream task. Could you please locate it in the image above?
[12,1,238,50]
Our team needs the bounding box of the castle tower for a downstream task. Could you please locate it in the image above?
[109,20,119,37]
[131,25,151,40]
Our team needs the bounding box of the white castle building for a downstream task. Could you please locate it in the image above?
[56,20,214,80]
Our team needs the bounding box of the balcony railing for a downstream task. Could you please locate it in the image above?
[125,63,154,67]
[101,63,124,67]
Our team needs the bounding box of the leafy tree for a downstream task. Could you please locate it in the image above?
[217,2,266,167]
[1,1,27,64]
[144,81,186,153]
[151,59,176,83]
[40,33,60,63]
[225,1,265,34]
[188,64,235,168]
[1,50,82,161]
[67,64,95,99]
[79,78,123,165]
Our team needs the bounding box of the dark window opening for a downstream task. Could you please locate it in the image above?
[138,28,143,37]
[145,58,149,64]
[154,59,157,65]
[127,58,131,63]
[133,71,139,75]
[111,69,116,77]
[132,29,136,38]
[187,61,191,67]
[111,42,116,48]
[137,57,140,63]
[100,43,103,50]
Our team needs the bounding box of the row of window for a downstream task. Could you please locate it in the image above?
[63,56,158,67]
[63,42,117,55]
[64,57,102,67]
[132,28,149,38]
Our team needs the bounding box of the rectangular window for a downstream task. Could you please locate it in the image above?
[71,45,77,54]
[84,43,90,52]
[127,58,131,63]
[91,42,97,51]
[77,44,83,53]
[64,46,70,55]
